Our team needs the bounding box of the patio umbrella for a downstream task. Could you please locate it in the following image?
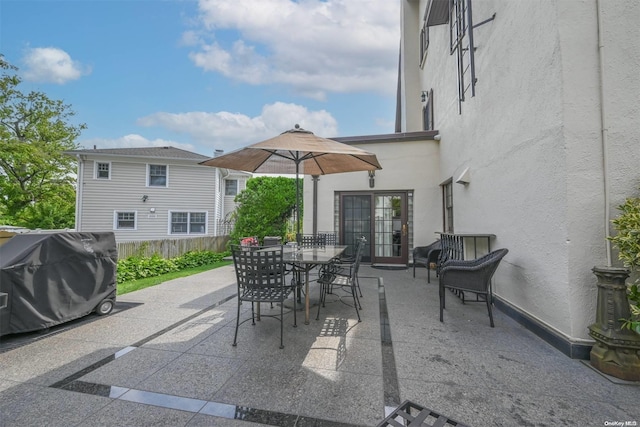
[200,125,382,236]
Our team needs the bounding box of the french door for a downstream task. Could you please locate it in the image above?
[340,192,409,265]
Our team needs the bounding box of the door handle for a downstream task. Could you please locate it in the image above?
[402,223,407,236]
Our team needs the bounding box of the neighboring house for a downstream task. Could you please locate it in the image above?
[306,0,640,358]
[64,147,250,242]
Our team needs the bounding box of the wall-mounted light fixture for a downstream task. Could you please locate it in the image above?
[142,195,148,202]
[149,207,156,213]
[421,91,428,103]
[455,167,471,185]
[368,170,376,188]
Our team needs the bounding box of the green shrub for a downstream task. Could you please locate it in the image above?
[116,250,229,284]
[609,190,640,334]
[174,250,226,269]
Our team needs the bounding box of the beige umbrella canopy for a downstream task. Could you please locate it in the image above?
[200,125,381,175]
[200,125,382,235]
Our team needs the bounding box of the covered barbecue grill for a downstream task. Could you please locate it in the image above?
[0,231,117,336]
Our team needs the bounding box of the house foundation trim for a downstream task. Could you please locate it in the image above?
[494,296,593,360]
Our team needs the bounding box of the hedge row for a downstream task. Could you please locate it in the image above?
[116,250,229,284]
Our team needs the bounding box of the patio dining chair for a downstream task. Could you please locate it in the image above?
[297,233,326,248]
[318,232,337,245]
[334,236,366,297]
[316,238,364,322]
[231,245,295,349]
[439,248,509,327]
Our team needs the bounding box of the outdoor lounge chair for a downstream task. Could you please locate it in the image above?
[439,248,509,327]
[412,240,442,283]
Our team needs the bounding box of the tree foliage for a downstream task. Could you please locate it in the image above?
[0,55,84,228]
[229,176,300,245]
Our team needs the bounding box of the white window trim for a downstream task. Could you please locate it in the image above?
[225,179,238,196]
[146,164,169,187]
[94,161,111,180]
[168,210,208,235]
[114,211,137,230]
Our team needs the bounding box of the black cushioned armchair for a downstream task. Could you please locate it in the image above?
[439,248,509,327]
[412,240,442,283]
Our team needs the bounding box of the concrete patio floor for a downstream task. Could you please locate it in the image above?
[1,264,638,426]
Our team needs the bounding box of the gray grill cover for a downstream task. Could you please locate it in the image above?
[0,232,117,336]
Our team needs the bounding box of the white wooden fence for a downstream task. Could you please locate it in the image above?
[117,236,230,259]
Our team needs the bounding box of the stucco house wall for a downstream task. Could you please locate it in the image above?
[400,0,640,346]
[304,138,441,248]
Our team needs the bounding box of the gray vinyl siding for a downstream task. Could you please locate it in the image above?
[78,156,218,242]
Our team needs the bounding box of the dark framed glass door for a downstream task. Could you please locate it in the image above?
[339,192,409,265]
[340,194,372,263]
[373,193,408,265]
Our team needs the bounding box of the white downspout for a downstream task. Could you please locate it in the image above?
[596,0,612,266]
[218,168,230,236]
[75,155,84,231]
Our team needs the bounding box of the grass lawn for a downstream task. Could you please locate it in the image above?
[117,260,233,296]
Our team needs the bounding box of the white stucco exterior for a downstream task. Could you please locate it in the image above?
[394,0,640,343]
[305,0,638,350]
[305,138,441,247]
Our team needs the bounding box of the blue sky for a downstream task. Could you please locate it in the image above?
[1,0,400,156]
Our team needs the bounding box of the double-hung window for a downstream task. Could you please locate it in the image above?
[148,164,167,187]
[422,88,434,131]
[170,211,207,235]
[95,162,110,179]
[225,179,238,196]
[115,211,136,230]
[442,180,454,233]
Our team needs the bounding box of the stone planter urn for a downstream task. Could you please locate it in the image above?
[588,266,640,381]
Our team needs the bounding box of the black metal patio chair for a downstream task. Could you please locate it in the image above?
[297,233,326,248]
[439,248,509,327]
[334,236,366,297]
[231,245,295,349]
[316,238,364,322]
[412,240,442,283]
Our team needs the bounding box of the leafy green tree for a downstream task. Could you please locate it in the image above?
[0,55,84,228]
[230,176,300,245]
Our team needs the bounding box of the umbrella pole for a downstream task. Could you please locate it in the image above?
[296,161,300,239]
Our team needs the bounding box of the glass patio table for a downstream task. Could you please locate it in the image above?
[284,245,347,324]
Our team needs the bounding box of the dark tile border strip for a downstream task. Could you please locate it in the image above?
[378,277,401,408]
[494,296,592,360]
[48,290,366,427]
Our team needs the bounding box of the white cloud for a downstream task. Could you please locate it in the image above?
[21,47,90,84]
[137,102,338,152]
[186,0,399,98]
[79,134,197,153]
